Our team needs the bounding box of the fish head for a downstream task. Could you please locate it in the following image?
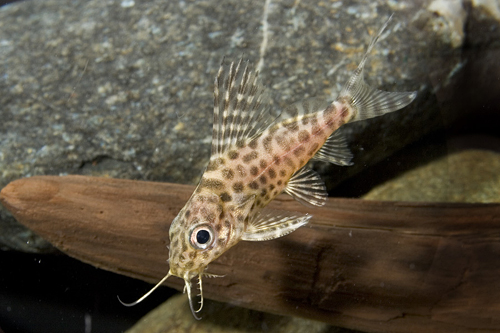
[118,190,255,319]
[167,192,225,278]
[165,190,254,318]
[168,190,255,276]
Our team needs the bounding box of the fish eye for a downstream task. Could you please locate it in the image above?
[189,224,215,250]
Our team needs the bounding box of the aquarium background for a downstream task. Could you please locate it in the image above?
[1,0,499,332]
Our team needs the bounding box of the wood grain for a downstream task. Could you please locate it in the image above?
[1,175,499,332]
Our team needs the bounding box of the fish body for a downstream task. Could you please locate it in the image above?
[120,16,417,318]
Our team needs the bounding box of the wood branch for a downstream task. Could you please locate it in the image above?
[1,175,499,332]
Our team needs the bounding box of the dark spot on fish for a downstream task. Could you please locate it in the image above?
[220,192,232,202]
[200,178,225,190]
[259,175,267,184]
[214,251,221,257]
[275,135,290,150]
[264,194,270,201]
[273,155,281,165]
[228,150,239,160]
[206,161,216,172]
[259,159,267,169]
[279,169,286,177]
[237,165,247,177]
[311,116,319,125]
[308,142,320,156]
[236,140,246,148]
[237,214,245,222]
[249,138,258,149]
[249,181,259,190]
[340,106,349,118]
[233,182,244,193]
[277,180,283,186]
[256,199,261,207]
[215,223,222,233]
[217,204,223,214]
[312,125,322,135]
[298,130,310,143]
[285,120,299,132]
[250,166,259,176]
[202,252,210,259]
[206,212,216,223]
[302,116,310,125]
[261,188,267,196]
[222,168,234,180]
[285,157,295,168]
[323,104,335,116]
[206,157,225,171]
[225,220,231,229]
[189,251,197,259]
[263,136,273,153]
[293,146,306,157]
[325,118,336,129]
[268,168,276,179]
[269,184,275,191]
[243,151,258,163]
[185,210,191,218]
[185,261,194,269]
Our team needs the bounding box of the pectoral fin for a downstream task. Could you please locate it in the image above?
[242,209,311,241]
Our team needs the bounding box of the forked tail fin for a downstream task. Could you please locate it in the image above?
[338,14,417,122]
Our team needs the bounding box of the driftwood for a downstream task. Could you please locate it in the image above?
[1,175,499,332]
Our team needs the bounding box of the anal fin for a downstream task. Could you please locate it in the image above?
[284,167,327,207]
[313,128,353,166]
[242,209,311,241]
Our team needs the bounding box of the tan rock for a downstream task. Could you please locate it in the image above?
[363,150,500,203]
[126,294,345,333]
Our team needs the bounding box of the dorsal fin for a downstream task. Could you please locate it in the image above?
[337,14,417,122]
[312,127,353,166]
[212,59,275,155]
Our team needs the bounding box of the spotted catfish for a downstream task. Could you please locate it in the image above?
[119,17,417,318]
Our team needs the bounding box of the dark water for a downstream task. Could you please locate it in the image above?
[0,252,175,333]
